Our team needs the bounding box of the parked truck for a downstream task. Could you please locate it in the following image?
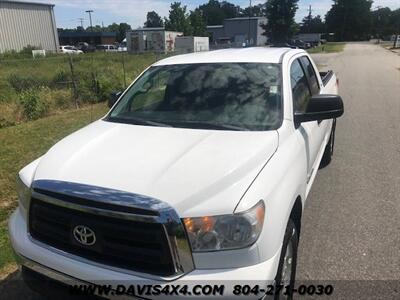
[10,48,343,299]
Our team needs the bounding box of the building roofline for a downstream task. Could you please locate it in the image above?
[206,25,224,29]
[131,27,166,31]
[225,16,266,21]
[0,0,55,7]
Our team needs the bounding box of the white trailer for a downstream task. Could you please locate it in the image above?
[127,28,182,53]
[175,36,209,53]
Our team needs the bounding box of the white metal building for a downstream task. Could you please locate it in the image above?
[175,36,209,53]
[0,1,59,53]
[126,28,183,53]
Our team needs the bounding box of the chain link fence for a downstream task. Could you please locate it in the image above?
[0,52,165,128]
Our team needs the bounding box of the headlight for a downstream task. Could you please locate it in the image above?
[183,201,265,252]
[16,175,30,210]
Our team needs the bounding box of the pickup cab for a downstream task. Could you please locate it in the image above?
[9,48,343,299]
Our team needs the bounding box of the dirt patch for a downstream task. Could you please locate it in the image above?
[0,263,17,281]
[0,199,15,210]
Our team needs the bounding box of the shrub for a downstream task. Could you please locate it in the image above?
[19,45,40,56]
[7,73,49,92]
[96,74,122,102]
[52,69,70,86]
[18,88,49,120]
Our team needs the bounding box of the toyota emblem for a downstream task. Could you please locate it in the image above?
[73,225,96,246]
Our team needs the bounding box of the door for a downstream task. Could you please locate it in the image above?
[299,56,329,163]
[290,58,324,181]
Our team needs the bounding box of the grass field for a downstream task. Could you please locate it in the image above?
[307,42,346,54]
[0,52,161,128]
[0,103,108,276]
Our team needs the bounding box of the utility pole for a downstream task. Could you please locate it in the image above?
[308,5,313,33]
[395,11,400,48]
[85,10,94,31]
[376,6,382,43]
[248,0,252,47]
[78,18,84,29]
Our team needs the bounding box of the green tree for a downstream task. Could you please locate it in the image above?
[262,0,299,43]
[220,1,241,19]
[190,9,208,36]
[325,0,373,41]
[371,7,400,39]
[300,15,325,33]
[144,11,164,28]
[241,3,266,17]
[88,25,103,32]
[164,2,193,35]
[198,0,241,25]
[117,23,131,42]
[390,9,400,37]
[106,23,131,42]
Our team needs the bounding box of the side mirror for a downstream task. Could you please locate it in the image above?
[108,91,122,108]
[294,94,344,125]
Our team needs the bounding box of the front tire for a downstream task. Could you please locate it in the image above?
[274,219,299,300]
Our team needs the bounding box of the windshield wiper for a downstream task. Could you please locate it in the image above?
[170,121,250,131]
[107,116,172,128]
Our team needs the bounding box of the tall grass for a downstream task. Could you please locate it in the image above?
[0,52,161,128]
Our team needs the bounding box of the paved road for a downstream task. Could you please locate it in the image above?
[1,43,399,299]
[296,43,400,298]
[297,43,400,280]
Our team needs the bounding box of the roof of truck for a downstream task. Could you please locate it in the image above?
[154,47,304,66]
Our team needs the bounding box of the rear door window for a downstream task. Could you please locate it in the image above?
[300,56,320,95]
[290,59,311,113]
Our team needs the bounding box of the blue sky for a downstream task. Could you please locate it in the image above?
[32,0,399,29]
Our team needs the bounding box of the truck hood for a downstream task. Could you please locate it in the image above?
[34,120,278,217]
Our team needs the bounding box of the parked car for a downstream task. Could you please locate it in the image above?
[76,42,95,53]
[272,40,311,49]
[10,48,343,299]
[59,45,83,54]
[271,42,298,49]
[117,40,127,52]
[96,44,118,52]
[290,39,312,49]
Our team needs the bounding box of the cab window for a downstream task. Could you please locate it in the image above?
[300,56,320,95]
[290,59,311,113]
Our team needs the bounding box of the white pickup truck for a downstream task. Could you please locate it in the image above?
[9,48,343,299]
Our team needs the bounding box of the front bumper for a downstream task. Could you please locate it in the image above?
[9,208,281,299]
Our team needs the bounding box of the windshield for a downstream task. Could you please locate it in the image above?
[107,63,282,131]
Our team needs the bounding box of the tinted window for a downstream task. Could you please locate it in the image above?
[290,59,311,113]
[108,63,283,131]
[300,56,320,95]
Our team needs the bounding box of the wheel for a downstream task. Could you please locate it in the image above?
[274,219,299,300]
[319,119,336,169]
